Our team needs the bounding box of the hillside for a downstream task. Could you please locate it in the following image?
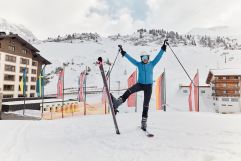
[0,18,38,42]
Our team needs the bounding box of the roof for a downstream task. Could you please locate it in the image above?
[0,34,39,52]
[0,33,51,65]
[206,68,241,84]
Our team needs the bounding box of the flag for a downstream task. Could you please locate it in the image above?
[188,71,199,112]
[36,70,43,97]
[57,69,64,98]
[188,82,193,112]
[127,71,137,107]
[79,72,86,102]
[156,71,165,110]
[20,67,27,96]
[194,72,199,112]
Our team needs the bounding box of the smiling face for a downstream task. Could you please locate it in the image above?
[141,55,149,64]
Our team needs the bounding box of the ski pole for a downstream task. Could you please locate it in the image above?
[166,40,195,86]
[106,45,121,78]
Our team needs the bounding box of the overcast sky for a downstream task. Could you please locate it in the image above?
[1,0,241,39]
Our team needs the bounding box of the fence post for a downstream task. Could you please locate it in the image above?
[0,91,2,120]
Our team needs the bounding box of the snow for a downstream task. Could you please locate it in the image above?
[188,26,241,38]
[209,68,241,76]
[0,111,241,161]
[0,18,38,42]
[35,39,241,112]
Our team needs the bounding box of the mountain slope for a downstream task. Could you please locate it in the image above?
[188,26,241,38]
[0,18,38,42]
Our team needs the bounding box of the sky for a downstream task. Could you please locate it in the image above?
[1,0,241,39]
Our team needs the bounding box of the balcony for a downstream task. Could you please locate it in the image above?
[212,79,240,83]
[212,93,240,97]
[212,86,240,90]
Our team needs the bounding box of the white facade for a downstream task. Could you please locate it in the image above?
[0,51,38,98]
[212,96,240,113]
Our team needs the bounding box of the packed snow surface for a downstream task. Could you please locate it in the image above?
[0,111,241,161]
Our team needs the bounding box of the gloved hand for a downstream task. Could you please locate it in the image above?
[161,39,168,52]
[118,45,126,56]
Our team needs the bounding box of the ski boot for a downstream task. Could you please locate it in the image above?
[110,93,123,115]
[141,117,147,131]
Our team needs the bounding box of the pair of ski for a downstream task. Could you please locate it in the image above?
[97,57,154,137]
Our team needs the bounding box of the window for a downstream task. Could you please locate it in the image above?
[8,45,15,52]
[22,49,27,54]
[222,98,229,102]
[201,90,206,94]
[18,94,24,98]
[231,98,239,102]
[3,85,14,91]
[20,58,29,65]
[30,85,35,90]
[32,61,38,66]
[31,69,37,74]
[3,95,13,98]
[30,93,35,97]
[20,67,29,73]
[4,74,15,81]
[183,89,188,93]
[19,85,28,91]
[5,55,16,62]
[19,76,28,82]
[5,64,16,72]
[31,77,36,82]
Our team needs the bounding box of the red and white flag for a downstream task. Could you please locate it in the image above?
[79,72,86,102]
[127,71,137,107]
[188,82,193,112]
[194,72,199,112]
[156,71,166,110]
[57,69,64,98]
[188,71,199,112]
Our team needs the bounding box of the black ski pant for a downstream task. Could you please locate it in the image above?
[121,83,152,118]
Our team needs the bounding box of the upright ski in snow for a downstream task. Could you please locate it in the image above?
[97,57,120,135]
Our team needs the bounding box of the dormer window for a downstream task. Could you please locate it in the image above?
[8,45,15,52]
[22,49,27,54]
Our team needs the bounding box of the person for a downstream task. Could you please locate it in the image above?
[111,40,167,131]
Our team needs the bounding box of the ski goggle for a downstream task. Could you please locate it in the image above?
[141,55,149,61]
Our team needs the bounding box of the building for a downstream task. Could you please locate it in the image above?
[206,69,241,113]
[0,32,51,98]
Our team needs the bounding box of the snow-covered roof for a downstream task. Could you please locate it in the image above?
[210,68,241,76]
[206,68,241,84]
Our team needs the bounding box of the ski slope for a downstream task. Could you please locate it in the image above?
[36,38,241,112]
[0,112,241,161]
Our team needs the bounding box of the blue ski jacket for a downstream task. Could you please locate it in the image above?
[124,49,165,84]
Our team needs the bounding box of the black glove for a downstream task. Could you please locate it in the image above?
[118,45,126,57]
[161,39,168,52]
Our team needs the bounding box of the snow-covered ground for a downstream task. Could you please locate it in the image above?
[0,111,241,161]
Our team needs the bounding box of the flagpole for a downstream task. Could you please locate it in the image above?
[84,66,87,115]
[135,68,137,113]
[163,68,167,112]
[23,64,27,116]
[62,67,65,118]
[197,69,200,112]
[41,65,46,118]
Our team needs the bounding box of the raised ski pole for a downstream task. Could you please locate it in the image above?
[98,57,120,135]
[106,45,121,78]
[166,40,195,86]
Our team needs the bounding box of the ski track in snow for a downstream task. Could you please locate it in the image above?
[0,112,241,161]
